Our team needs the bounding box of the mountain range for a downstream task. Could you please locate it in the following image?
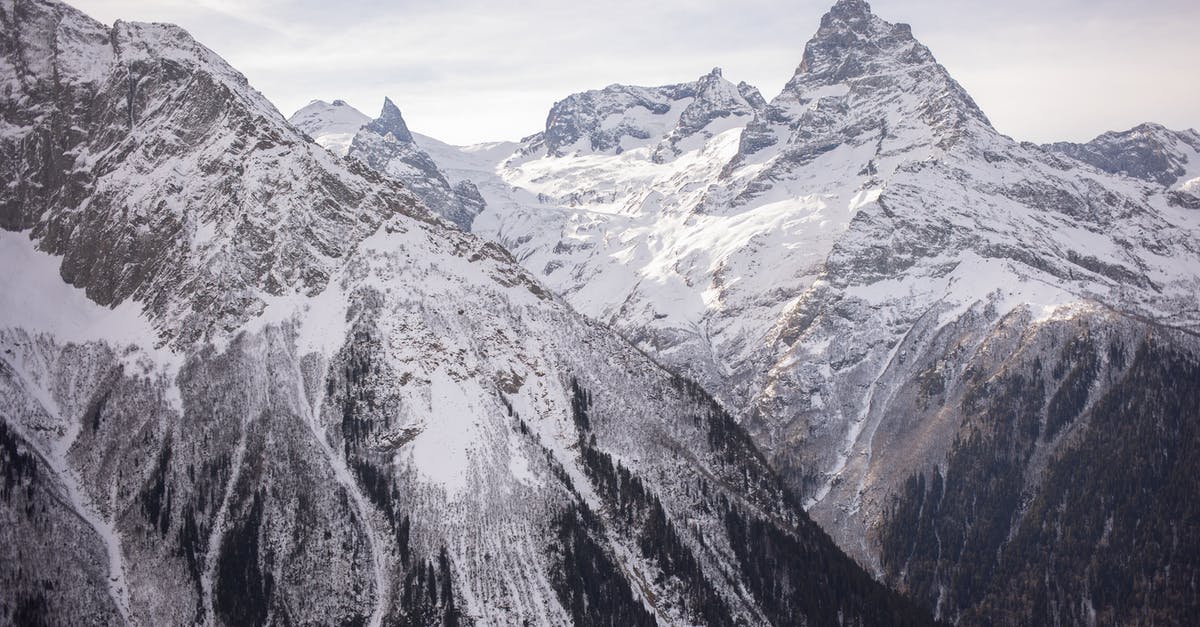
[291,0,1200,624]
[0,0,930,624]
[3,0,1198,624]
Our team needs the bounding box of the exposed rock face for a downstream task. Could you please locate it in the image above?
[729,0,986,166]
[1045,123,1200,186]
[1046,123,1200,208]
[525,67,764,158]
[346,98,486,230]
[727,5,1200,624]
[0,1,932,626]
[653,68,766,162]
[0,0,418,347]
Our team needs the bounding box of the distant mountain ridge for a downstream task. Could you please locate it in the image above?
[520,66,765,160]
[288,98,487,230]
[1045,123,1200,208]
[289,99,372,156]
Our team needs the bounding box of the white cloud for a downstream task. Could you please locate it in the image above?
[68,0,1200,144]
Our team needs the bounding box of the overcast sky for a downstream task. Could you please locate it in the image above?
[69,0,1200,146]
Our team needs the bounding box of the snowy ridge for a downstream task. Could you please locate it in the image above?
[1046,123,1200,207]
[289,99,372,156]
[522,67,763,159]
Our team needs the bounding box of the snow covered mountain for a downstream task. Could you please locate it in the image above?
[345,98,486,230]
[1046,123,1200,208]
[438,67,780,411]
[287,98,487,230]
[0,1,931,625]
[365,0,1200,623]
[288,98,372,157]
[524,67,765,161]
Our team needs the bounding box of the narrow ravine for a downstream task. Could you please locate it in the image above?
[200,384,255,625]
[3,355,133,624]
[290,347,390,627]
[804,332,908,511]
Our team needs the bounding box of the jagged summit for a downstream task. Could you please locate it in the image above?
[664,66,764,153]
[526,68,763,158]
[348,98,485,230]
[728,0,989,167]
[825,0,874,21]
[797,0,920,80]
[367,97,415,143]
[1045,123,1200,193]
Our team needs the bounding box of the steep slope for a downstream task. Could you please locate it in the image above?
[421,0,1200,623]
[0,0,414,346]
[873,312,1200,625]
[728,2,1200,623]
[737,0,1199,534]
[457,67,776,407]
[0,1,931,625]
[288,98,372,156]
[345,98,486,230]
[456,0,1002,414]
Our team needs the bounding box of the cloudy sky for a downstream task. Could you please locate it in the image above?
[70,0,1200,145]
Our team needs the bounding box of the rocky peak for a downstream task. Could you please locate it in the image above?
[824,0,874,25]
[651,68,764,161]
[1045,123,1200,190]
[347,98,486,230]
[681,67,762,126]
[366,96,414,143]
[793,0,923,87]
[532,68,763,159]
[692,67,732,99]
[737,81,768,110]
[730,0,988,164]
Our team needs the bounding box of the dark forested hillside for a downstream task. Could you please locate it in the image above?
[879,322,1200,624]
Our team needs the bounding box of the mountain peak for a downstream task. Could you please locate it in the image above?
[815,0,886,42]
[827,0,873,20]
[796,0,919,81]
[1045,123,1200,189]
[288,99,371,156]
[368,97,414,143]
